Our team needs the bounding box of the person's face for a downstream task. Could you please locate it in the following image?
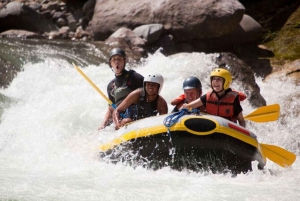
[184,88,199,103]
[145,82,159,95]
[211,76,224,92]
[110,55,125,74]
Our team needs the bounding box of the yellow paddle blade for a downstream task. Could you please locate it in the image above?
[244,104,280,122]
[260,143,296,167]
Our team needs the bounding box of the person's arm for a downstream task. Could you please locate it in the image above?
[112,89,141,129]
[236,111,246,127]
[171,94,185,106]
[98,105,114,130]
[232,96,245,127]
[180,97,203,110]
[157,96,168,115]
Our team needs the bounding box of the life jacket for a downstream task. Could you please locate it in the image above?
[205,91,239,122]
[171,90,246,106]
[112,70,134,106]
[134,89,159,120]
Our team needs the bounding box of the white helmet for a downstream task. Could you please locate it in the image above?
[144,73,164,94]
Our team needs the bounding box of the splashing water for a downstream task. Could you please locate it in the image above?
[0,51,299,201]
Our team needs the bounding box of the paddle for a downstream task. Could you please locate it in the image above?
[243,104,280,122]
[260,143,296,167]
[72,63,117,109]
[164,104,280,126]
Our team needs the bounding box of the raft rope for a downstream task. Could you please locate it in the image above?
[163,108,200,128]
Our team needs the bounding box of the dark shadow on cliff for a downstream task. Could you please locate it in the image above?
[232,44,275,78]
[240,0,300,41]
[195,42,275,79]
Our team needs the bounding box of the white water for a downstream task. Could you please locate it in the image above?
[0,52,299,201]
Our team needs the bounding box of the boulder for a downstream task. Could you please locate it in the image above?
[90,0,245,41]
[0,30,44,39]
[105,27,147,61]
[133,24,164,44]
[0,2,58,33]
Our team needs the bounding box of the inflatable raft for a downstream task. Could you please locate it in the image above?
[72,66,295,174]
[99,113,269,174]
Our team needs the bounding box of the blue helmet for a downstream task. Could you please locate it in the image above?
[183,76,202,91]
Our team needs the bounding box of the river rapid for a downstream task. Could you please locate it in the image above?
[0,38,299,201]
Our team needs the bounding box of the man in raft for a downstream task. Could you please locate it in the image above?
[181,68,246,127]
[171,76,205,113]
[98,48,144,129]
[113,73,168,130]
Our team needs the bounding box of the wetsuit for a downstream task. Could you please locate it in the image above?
[107,69,144,119]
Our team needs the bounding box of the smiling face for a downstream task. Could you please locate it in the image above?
[145,82,159,96]
[110,55,125,75]
[211,76,225,93]
[184,88,199,103]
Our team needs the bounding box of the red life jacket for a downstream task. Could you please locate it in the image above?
[171,90,246,106]
[205,91,239,122]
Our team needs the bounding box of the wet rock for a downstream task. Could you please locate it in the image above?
[0,30,44,39]
[133,24,164,44]
[0,1,58,33]
[265,59,300,85]
[90,0,245,41]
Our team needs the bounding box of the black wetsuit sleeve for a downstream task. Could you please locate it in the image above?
[233,96,243,117]
[171,106,179,113]
[129,71,144,90]
[107,79,115,104]
[200,94,207,107]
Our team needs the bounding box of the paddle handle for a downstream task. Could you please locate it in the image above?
[72,63,114,106]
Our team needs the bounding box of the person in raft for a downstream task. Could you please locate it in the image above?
[98,47,144,130]
[181,68,246,127]
[171,76,205,113]
[112,73,168,130]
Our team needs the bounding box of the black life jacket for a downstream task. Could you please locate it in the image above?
[112,70,134,106]
[134,89,159,120]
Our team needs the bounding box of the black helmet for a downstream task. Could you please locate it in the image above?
[183,76,202,90]
[109,48,126,62]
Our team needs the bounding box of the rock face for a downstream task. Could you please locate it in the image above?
[90,0,245,41]
[265,59,300,85]
[0,2,58,33]
[200,14,262,48]
[215,52,266,107]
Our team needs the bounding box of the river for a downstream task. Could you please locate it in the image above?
[0,38,299,201]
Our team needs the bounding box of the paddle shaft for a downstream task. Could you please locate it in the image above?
[72,63,116,109]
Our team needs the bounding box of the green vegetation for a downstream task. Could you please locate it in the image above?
[262,7,300,61]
